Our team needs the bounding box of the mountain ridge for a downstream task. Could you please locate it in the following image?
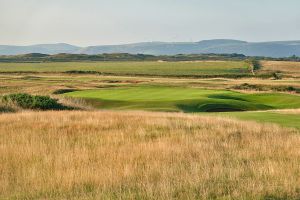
[1,39,300,57]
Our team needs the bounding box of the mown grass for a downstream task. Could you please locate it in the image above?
[65,85,300,112]
[1,111,300,200]
[0,61,249,76]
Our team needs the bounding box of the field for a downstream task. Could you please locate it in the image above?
[1,111,300,200]
[0,61,249,76]
[1,60,300,199]
[260,60,300,77]
[0,60,299,130]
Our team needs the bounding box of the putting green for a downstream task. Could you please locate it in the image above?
[65,86,300,112]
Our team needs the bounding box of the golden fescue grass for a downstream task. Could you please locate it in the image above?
[56,97,94,111]
[261,61,300,77]
[272,109,300,114]
[0,111,300,199]
[0,101,16,113]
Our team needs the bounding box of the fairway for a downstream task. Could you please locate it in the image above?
[65,86,300,112]
[0,61,249,76]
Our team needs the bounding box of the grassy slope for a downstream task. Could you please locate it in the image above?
[218,111,300,130]
[1,111,300,200]
[65,86,300,112]
[0,61,248,76]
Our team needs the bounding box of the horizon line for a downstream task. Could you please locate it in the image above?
[1,39,300,47]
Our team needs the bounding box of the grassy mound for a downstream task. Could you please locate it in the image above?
[65,86,300,112]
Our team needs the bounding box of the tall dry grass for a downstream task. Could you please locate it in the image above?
[272,109,300,114]
[56,96,94,111]
[261,61,300,77]
[0,111,300,199]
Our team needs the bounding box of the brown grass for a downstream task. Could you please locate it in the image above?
[56,97,94,111]
[271,109,300,114]
[1,73,300,97]
[261,61,300,77]
[0,111,300,199]
[0,101,16,113]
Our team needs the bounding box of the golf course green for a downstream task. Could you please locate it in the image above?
[65,85,300,112]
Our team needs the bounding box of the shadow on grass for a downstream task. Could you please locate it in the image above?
[207,94,249,102]
[177,103,246,113]
[52,89,79,95]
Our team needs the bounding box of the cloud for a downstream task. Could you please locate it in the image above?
[0,0,299,45]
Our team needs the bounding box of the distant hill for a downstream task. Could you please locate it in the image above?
[1,40,300,57]
[0,43,81,55]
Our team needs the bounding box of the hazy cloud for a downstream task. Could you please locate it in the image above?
[0,0,299,46]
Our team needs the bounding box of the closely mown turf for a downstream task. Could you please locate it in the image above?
[65,86,300,112]
[0,61,249,76]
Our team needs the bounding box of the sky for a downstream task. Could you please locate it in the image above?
[0,0,300,46]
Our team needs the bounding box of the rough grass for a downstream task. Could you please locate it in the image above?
[273,108,300,114]
[0,102,15,113]
[1,73,299,97]
[0,111,299,200]
[65,86,300,112]
[0,61,249,76]
[261,61,300,77]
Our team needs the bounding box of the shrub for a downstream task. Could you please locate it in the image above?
[246,58,262,74]
[272,72,282,80]
[251,59,262,71]
[32,95,62,110]
[2,93,63,110]
[3,93,34,108]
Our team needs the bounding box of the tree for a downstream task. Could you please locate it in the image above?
[246,59,261,75]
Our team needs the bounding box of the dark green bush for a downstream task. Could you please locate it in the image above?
[32,95,62,110]
[2,93,63,110]
[246,58,262,73]
[272,72,282,80]
[3,93,33,108]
